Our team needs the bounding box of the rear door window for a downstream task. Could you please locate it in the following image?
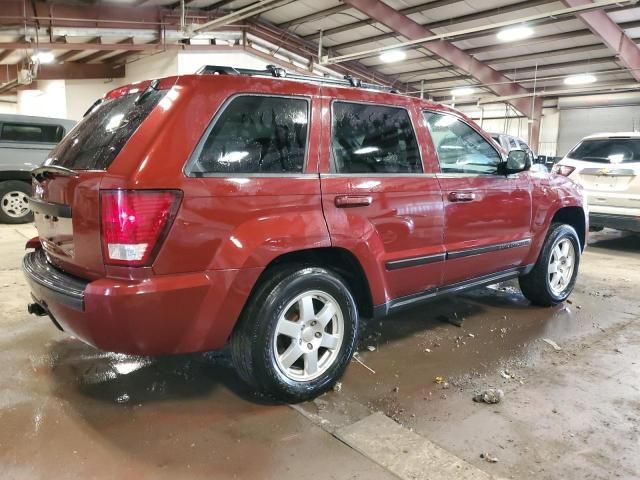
[0,122,64,143]
[331,102,422,173]
[568,138,640,163]
[189,95,309,175]
[47,90,164,170]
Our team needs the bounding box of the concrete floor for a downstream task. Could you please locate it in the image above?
[1,224,639,480]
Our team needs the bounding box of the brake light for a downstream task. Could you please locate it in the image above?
[551,164,576,176]
[100,190,181,266]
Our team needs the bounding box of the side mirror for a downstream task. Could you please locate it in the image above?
[502,149,530,174]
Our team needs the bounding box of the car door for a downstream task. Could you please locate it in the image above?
[423,110,533,285]
[320,90,445,303]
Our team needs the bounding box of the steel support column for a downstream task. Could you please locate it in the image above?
[341,0,543,149]
[562,0,640,82]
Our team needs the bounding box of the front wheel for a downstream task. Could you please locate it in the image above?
[519,223,581,306]
[230,266,359,402]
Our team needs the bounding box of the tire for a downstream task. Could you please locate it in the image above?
[0,180,33,224]
[519,223,581,307]
[230,266,359,403]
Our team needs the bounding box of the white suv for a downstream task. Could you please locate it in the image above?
[553,132,640,233]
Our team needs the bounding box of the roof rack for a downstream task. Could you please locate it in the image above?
[196,64,397,93]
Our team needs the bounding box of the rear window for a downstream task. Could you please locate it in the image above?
[0,122,64,143]
[568,138,640,164]
[47,90,164,170]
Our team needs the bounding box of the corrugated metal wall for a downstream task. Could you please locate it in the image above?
[557,105,640,156]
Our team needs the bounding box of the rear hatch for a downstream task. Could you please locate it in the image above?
[565,137,640,210]
[31,83,166,279]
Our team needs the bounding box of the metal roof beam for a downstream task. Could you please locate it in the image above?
[0,62,124,84]
[278,4,352,29]
[561,0,640,82]
[341,0,543,149]
[329,2,634,51]
[305,0,551,41]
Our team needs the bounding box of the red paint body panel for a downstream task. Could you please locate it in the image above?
[436,174,533,284]
[24,73,587,355]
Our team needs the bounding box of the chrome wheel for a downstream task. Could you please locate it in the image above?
[1,190,30,219]
[273,290,344,382]
[548,238,575,295]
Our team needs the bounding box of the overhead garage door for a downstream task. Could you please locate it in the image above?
[558,105,640,157]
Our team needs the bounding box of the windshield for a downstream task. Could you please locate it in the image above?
[567,138,640,164]
[46,90,165,170]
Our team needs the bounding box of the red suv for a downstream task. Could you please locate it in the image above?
[23,66,587,401]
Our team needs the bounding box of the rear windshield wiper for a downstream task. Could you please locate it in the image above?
[83,98,105,118]
[31,165,79,182]
[135,79,160,105]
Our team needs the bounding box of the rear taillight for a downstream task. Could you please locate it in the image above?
[100,190,181,266]
[551,164,576,176]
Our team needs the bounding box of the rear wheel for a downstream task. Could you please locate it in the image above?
[231,266,359,402]
[519,223,581,306]
[0,180,33,224]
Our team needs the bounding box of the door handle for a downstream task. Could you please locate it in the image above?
[448,191,476,202]
[335,195,373,208]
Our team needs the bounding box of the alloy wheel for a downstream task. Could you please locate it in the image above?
[273,290,344,382]
[1,191,30,219]
[548,238,576,295]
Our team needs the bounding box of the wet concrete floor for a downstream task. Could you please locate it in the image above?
[1,224,638,479]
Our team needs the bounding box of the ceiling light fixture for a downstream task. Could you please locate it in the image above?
[497,25,534,42]
[451,87,475,97]
[564,73,597,85]
[379,50,406,63]
[31,51,55,64]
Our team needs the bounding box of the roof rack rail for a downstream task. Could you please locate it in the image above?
[196,64,396,93]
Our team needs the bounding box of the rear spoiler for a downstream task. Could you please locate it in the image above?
[31,165,79,182]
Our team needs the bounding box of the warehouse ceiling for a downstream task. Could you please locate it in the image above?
[0,0,638,106]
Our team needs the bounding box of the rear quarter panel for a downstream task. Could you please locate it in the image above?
[103,75,329,274]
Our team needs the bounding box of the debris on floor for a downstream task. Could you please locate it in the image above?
[352,353,376,374]
[473,389,504,404]
[434,376,446,385]
[333,382,342,392]
[438,312,463,327]
[313,398,329,411]
[366,345,376,352]
[542,338,562,351]
[480,452,499,463]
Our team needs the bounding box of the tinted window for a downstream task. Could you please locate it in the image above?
[0,122,64,143]
[424,112,502,174]
[192,96,309,174]
[47,90,164,170]
[567,138,640,164]
[331,102,422,174]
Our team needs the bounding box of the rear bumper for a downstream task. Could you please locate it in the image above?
[23,249,261,355]
[589,213,640,233]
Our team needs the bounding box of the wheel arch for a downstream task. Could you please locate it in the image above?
[551,206,586,251]
[243,247,375,320]
[0,171,32,183]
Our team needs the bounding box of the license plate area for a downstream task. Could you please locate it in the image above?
[30,198,75,258]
